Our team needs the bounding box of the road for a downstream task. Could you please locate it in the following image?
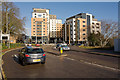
[2,46,119,78]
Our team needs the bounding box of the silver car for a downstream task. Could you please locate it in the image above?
[56,44,70,51]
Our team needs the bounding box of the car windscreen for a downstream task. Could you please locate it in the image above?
[27,48,44,53]
[61,45,68,47]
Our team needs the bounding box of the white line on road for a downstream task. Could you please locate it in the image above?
[64,57,120,72]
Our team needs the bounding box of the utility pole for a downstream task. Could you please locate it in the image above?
[6,12,10,48]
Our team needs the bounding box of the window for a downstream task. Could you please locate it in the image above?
[33,25,35,27]
[35,13,36,15]
[83,33,85,35]
[40,25,42,27]
[83,38,85,40]
[43,19,45,21]
[33,34,35,35]
[43,28,45,30]
[43,31,45,32]
[43,25,45,27]
[97,31,99,33]
[83,25,85,27]
[33,19,35,21]
[43,22,45,24]
[43,14,45,15]
[43,34,45,35]
[83,21,85,23]
[38,15,42,17]
[35,16,36,18]
[43,16,45,18]
[38,22,42,24]
[33,31,35,32]
[33,22,35,24]
[33,28,35,29]
[92,26,94,28]
[83,29,85,31]
[96,23,99,25]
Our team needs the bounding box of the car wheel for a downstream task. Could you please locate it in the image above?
[41,62,45,64]
[22,59,26,66]
[18,57,22,63]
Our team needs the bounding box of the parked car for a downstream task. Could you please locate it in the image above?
[56,44,70,51]
[18,46,46,66]
[70,43,75,46]
[77,43,84,46]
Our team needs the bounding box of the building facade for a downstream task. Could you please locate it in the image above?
[31,8,63,44]
[64,13,101,44]
[31,8,50,44]
[49,15,63,43]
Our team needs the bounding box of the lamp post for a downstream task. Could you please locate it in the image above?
[6,12,10,48]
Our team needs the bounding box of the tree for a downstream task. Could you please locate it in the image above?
[99,20,118,47]
[88,33,100,46]
[2,2,26,36]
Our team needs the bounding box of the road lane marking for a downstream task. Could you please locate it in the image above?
[46,52,120,72]
[64,57,120,72]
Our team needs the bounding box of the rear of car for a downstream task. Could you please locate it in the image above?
[61,45,70,51]
[19,47,46,66]
[25,48,46,64]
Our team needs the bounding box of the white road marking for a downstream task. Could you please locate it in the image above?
[64,57,120,72]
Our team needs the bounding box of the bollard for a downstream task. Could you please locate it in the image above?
[60,47,63,54]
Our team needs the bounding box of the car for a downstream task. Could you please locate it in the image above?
[61,45,70,51]
[18,46,46,66]
[70,43,75,46]
[56,44,70,51]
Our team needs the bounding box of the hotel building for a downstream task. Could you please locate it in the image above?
[31,8,63,43]
[31,8,50,44]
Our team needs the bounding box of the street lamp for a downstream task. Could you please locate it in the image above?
[6,12,10,48]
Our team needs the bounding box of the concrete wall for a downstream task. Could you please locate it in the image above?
[114,39,120,52]
[114,2,120,52]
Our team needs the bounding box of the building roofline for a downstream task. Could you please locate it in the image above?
[66,12,95,20]
[32,8,50,10]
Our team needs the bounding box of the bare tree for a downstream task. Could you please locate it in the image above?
[100,20,118,47]
[2,2,26,36]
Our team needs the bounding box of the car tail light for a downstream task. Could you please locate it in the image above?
[43,54,45,56]
[25,54,30,57]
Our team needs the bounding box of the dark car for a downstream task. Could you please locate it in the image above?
[18,46,46,66]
